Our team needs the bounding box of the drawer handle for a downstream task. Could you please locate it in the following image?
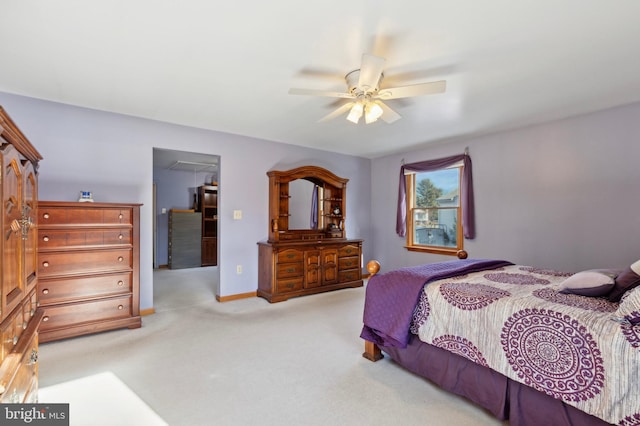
[30,309,35,317]
[12,336,18,345]
[42,289,49,295]
[285,283,294,289]
[118,305,124,310]
[118,257,124,262]
[43,316,49,322]
[286,268,295,273]
[286,254,295,259]
[43,213,50,219]
[117,280,124,286]
[345,249,352,254]
[119,214,124,219]
[43,261,49,268]
[23,321,28,330]
[43,236,50,242]
[118,234,124,240]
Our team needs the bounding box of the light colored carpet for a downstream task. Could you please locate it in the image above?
[38,267,503,426]
[39,371,167,426]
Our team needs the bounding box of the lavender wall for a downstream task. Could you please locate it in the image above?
[370,102,640,273]
[0,92,372,310]
[5,88,637,311]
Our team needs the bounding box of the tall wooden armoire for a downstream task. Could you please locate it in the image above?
[0,106,44,403]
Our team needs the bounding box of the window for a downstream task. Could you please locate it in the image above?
[396,152,474,254]
[406,165,463,255]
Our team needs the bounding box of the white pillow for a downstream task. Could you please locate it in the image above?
[558,269,617,297]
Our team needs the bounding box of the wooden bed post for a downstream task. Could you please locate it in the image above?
[362,260,384,361]
[363,340,383,361]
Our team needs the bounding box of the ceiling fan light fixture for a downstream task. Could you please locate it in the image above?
[364,101,383,124]
[346,102,364,124]
[289,52,446,124]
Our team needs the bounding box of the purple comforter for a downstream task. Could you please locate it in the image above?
[360,259,513,348]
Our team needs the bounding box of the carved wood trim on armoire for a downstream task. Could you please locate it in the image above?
[0,106,44,403]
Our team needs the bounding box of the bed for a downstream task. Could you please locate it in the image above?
[361,259,640,426]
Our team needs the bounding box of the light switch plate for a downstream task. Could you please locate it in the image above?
[233,210,242,220]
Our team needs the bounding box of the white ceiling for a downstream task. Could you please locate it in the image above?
[2,1,640,159]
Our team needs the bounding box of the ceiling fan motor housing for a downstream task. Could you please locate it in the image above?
[345,69,383,95]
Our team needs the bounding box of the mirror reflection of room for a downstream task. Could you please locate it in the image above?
[287,179,316,230]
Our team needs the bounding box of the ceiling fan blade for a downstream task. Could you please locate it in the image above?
[377,101,402,124]
[288,88,355,99]
[318,102,354,122]
[358,54,386,91]
[377,80,446,100]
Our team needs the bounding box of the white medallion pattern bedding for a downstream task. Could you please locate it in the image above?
[410,264,640,425]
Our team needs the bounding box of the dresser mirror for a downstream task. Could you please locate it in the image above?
[287,179,316,230]
[266,165,348,242]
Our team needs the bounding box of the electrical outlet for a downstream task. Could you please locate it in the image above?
[233,210,242,220]
[236,264,242,274]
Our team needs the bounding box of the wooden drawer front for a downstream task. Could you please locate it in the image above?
[40,207,132,225]
[0,331,38,403]
[39,229,132,248]
[338,244,360,258]
[39,249,132,277]
[276,249,304,263]
[276,277,304,293]
[40,296,132,331]
[339,269,361,283]
[39,273,132,305]
[276,262,304,279]
[1,308,24,361]
[338,256,359,271]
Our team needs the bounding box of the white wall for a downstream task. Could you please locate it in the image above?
[0,92,372,310]
[370,102,640,273]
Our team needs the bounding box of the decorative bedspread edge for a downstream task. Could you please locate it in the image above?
[360,259,513,348]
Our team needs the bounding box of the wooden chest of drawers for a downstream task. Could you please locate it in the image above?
[37,201,142,342]
[258,239,363,302]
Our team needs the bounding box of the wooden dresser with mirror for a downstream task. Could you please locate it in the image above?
[258,166,363,302]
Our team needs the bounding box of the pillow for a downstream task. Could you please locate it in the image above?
[608,260,640,302]
[558,269,618,297]
[615,286,640,325]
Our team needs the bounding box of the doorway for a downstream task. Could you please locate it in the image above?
[152,148,220,269]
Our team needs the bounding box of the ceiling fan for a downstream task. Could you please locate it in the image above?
[289,53,446,124]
